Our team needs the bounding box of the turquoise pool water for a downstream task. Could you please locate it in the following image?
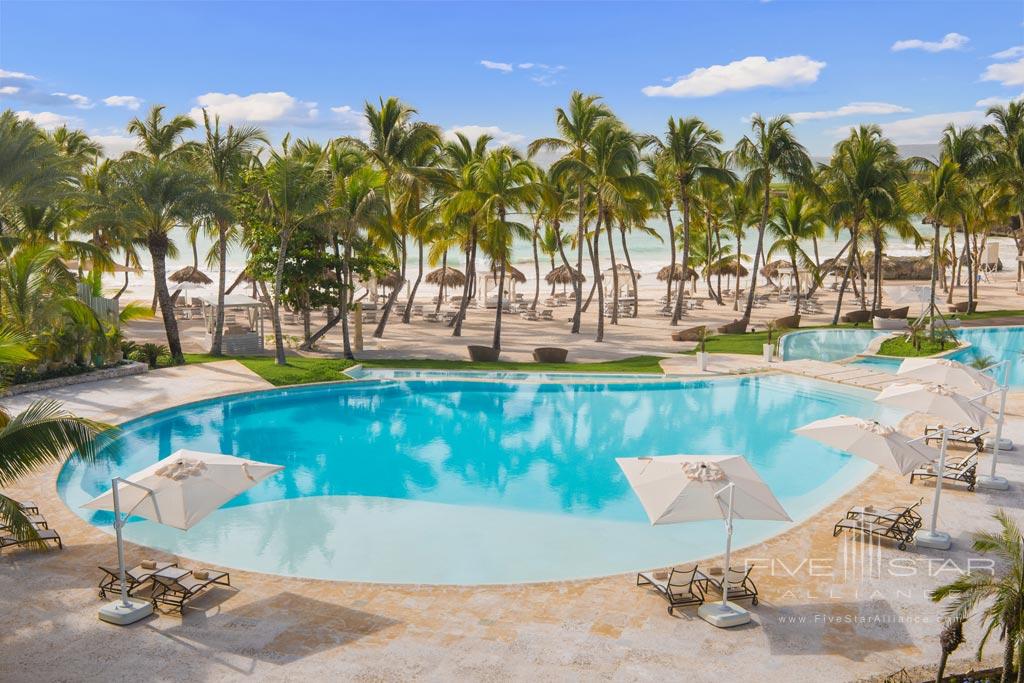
[949,326,1024,386]
[58,375,898,584]
[780,329,888,362]
[850,356,904,371]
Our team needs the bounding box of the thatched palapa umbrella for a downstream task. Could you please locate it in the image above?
[657,264,697,282]
[708,260,748,277]
[490,262,526,283]
[545,264,584,294]
[169,266,213,286]
[425,267,466,288]
[379,271,405,291]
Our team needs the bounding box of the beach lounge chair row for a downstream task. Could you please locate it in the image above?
[910,451,978,491]
[98,560,232,612]
[636,564,758,615]
[0,502,63,553]
[833,499,923,551]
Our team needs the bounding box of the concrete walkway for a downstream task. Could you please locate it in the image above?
[778,359,906,391]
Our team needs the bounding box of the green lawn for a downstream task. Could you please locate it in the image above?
[680,322,858,356]
[876,336,955,358]
[955,309,1024,321]
[173,353,665,385]
[181,354,358,386]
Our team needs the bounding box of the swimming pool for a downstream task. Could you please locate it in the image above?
[849,356,904,372]
[780,328,889,362]
[58,375,899,584]
[948,325,1024,386]
[347,366,668,383]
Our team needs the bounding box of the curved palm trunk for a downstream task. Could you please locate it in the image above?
[831,224,859,324]
[452,227,476,336]
[436,251,447,314]
[531,219,541,311]
[946,226,957,304]
[114,253,131,299]
[790,250,801,316]
[303,235,349,352]
[270,226,296,365]
[582,236,599,311]
[672,196,692,325]
[929,223,940,339]
[808,238,852,299]
[492,257,506,350]
[210,218,229,355]
[571,183,585,334]
[592,208,605,342]
[402,239,424,323]
[619,225,639,318]
[872,232,883,313]
[374,233,407,338]
[734,230,742,311]
[606,220,619,325]
[148,233,184,365]
[743,188,772,321]
[341,240,353,359]
[714,225,724,304]
[549,254,556,295]
[664,206,677,307]
[962,217,975,310]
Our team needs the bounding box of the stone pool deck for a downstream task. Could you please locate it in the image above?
[1,363,1020,682]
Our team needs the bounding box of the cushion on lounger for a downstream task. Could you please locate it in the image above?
[141,560,156,570]
[193,570,209,580]
[653,570,669,580]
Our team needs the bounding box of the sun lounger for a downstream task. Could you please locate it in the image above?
[539,309,554,321]
[703,566,759,605]
[833,511,917,550]
[910,451,978,491]
[636,564,712,614]
[845,499,924,530]
[0,527,62,553]
[16,501,39,514]
[925,424,987,449]
[151,569,232,612]
[98,560,177,599]
[521,309,539,321]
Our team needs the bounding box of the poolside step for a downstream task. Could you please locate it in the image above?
[776,359,903,393]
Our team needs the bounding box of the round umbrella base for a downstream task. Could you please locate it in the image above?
[915,530,952,550]
[698,601,751,628]
[98,598,153,625]
[984,437,1014,453]
[977,475,1009,491]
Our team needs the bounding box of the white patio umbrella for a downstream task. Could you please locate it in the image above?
[895,358,1012,489]
[874,384,985,550]
[793,416,938,475]
[84,449,283,625]
[896,358,996,395]
[616,454,790,628]
[874,382,989,429]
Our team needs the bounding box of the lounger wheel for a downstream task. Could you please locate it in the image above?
[897,542,906,551]
[667,606,674,615]
[752,597,758,606]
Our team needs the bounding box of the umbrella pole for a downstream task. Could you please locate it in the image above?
[916,429,952,550]
[721,482,734,608]
[979,362,1010,489]
[111,477,131,609]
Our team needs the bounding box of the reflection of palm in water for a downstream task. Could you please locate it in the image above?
[76,378,885,525]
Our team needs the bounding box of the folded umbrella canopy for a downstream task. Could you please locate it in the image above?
[793,416,938,476]
[617,454,790,628]
[84,449,283,624]
[896,358,995,395]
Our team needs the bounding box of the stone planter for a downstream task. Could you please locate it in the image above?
[697,352,710,371]
[763,344,774,363]
[0,361,148,397]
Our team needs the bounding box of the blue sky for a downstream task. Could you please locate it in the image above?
[2,0,1023,158]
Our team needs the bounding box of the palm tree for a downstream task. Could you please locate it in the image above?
[721,184,753,311]
[902,158,968,338]
[0,111,75,228]
[255,137,332,364]
[0,331,108,543]
[644,154,680,307]
[983,103,1024,283]
[938,125,990,307]
[190,110,265,356]
[93,158,221,364]
[126,105,196,161]
[733,114,813,321]
[529,91,613,333]
[819,125,905,323]
[931,510,1024,683]
[654,117,734,324]
[360,97,440,338]
[464,146,534,350]
[766,191,821,315]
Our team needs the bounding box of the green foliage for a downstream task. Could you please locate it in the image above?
[134,342,169,368]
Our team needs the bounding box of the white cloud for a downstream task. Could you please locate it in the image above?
[443,125,525,147]
[891,32,969,53]
[643,55,825,98]
[103,95,142,110]
[993,46,1024,59]
[0,86,19,95]
[0,68,36,80]
[14,110,80,130]
[976,92,1024,107]
[789,101,911,123]
[51,92,93,109]
[480,60,513,73]
[518,63,535,69]
[329,104,370,139]
[871,110,989,144]
[189,91,317,123]
[91,134,138,158]
[982,57,1024,87]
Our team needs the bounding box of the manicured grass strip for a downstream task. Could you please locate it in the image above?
[182,354,357,386]
[877,336,954,358]
[956,309,1024,321]
[680,322,861,356]
[361,355,666,374]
